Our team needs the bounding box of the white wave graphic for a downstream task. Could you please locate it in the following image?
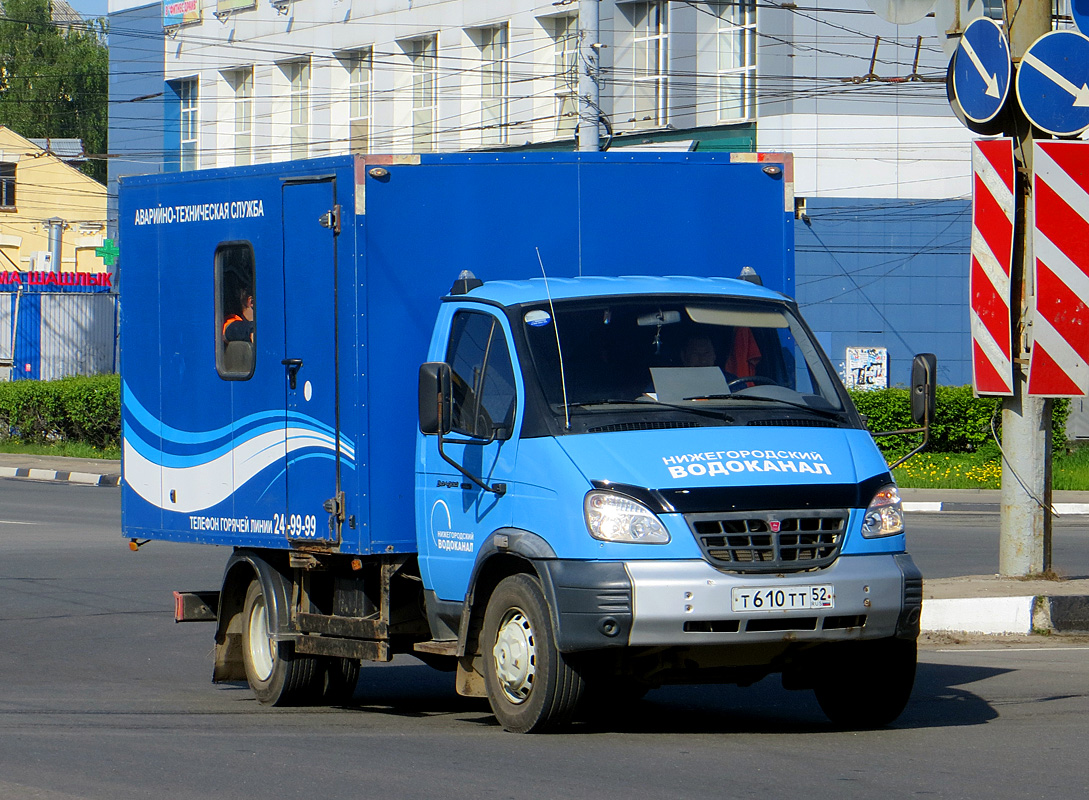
[124,426,342,513]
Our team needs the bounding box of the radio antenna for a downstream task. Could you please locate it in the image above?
[536,247,570,430]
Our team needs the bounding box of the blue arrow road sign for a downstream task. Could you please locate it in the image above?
[952,17,1012,124]
[1073,0,1089,37]
[1016,30,1089,137]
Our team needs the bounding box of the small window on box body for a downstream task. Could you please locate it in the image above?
[215,242,256,380]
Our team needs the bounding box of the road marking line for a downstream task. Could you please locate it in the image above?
[0,520,40,525]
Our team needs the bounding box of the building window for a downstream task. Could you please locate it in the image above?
[226,68,253,166]
[631,1,668,128]
[348,49,373,154]
[480,25,508,146]
[0,163,14,208]
[179,78,199,171]
[285,60,310,160]
[410,36,438,152]
[715,1,756,122]
[552,16,578,139]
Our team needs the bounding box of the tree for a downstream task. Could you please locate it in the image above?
[0,0,108,182]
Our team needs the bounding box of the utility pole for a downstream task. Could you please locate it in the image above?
[578,0,601,152]
[999,0,1053,576]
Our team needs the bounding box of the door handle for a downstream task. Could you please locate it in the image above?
[282,358,303,390]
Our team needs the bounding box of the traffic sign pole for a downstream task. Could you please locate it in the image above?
[999,0,1053,577]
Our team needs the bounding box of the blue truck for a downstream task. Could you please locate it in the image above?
[119,152,927,733]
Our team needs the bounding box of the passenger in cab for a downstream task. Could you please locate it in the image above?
[223,290,255,343]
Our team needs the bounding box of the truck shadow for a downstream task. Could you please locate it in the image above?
[334,659,1005,734]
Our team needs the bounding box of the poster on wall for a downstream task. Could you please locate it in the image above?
[845,346,888,391]
[217,0,255,13]
[164,0,200,27]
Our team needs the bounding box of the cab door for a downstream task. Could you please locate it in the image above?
[418,308,520,600]
[281,179,342,543]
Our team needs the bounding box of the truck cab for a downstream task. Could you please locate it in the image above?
[416,274,922,732]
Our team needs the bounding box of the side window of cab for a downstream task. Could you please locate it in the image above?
[215,242,256,380]
[445,311,517,439]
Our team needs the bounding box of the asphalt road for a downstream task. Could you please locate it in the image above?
[2,479,1089,800]
[907,512,1089,579]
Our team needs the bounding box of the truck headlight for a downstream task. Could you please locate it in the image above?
[584,491,670,544]
[861,484,905,538]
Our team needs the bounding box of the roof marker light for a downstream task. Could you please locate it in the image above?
[739,266,763,286]
[450,270,483,295]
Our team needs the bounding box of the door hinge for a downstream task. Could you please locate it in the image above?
[323,490,346,523]
[319,204,341,234]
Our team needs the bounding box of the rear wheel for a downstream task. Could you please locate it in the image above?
[813,637,917,728]
[481,574,584,733]
[321,657,361,704]
[242,580,321,706]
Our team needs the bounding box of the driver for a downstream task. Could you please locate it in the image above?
[680,334,717,368]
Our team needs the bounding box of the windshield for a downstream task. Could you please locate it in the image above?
[520,296,848,429]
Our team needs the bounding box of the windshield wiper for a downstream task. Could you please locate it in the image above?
[682,394,847,421]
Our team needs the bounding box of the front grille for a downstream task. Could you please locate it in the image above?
[685,509,848,573]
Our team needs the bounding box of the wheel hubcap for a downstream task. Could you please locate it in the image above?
[492,609,536,704]
[247,594,275,681]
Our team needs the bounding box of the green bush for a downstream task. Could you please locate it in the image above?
[849,386,1070,459]
[0,375,121,449]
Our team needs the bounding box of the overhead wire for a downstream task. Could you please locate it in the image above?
[0,4,967,181]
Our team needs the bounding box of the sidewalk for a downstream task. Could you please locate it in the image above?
[2,454,1087,636]
[0,453,120,487]
[900,487,1089,516]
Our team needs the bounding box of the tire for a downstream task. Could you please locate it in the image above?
[241,580,321,706]
[481,574,584,733]
[321,657,361,705]
[813,637,917,728]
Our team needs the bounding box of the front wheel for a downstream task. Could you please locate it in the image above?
[242,580,321,706]
[813,637,917,728]
[481,574,584,733]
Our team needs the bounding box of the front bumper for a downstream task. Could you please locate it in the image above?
[537,553,921,652]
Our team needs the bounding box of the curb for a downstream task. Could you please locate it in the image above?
[0,466,120,487]
[922,595,1089,635]
[904,501,1089,515]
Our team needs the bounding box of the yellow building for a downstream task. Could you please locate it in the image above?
[0,126,108,274]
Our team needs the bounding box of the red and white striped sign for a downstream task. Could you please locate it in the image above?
[970,139,1015,396]
[1029,141,1089,397]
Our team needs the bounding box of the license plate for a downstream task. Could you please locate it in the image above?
[731,585,834,613]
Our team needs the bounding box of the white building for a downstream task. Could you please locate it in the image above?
[108,0,981,195]
[108,0,1008,385]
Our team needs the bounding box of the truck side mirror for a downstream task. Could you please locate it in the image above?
[910,353,937,426]
[418,362,452,435]
[872,353,937,470]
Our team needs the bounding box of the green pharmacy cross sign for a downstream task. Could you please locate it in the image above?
[95,238,119,266]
